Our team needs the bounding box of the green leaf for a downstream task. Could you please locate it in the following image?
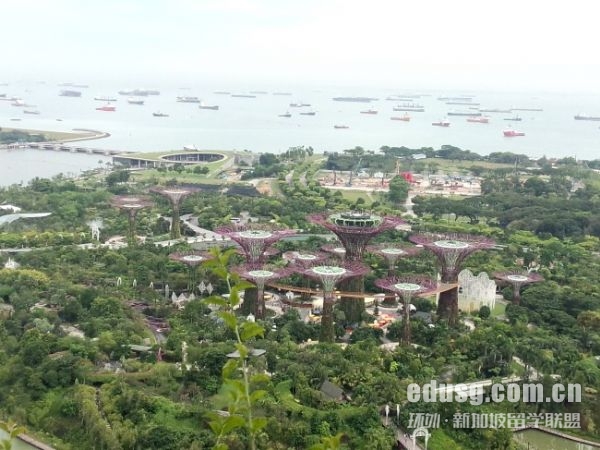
[221,415,245,434]
[240,321,265,341]
[249,389,266,403]
[235,343,249,359]
[250,417,268,432]
[222,359,239,378]
[203,296,227,307]
[250,373,270,384]
[218,311,237,330]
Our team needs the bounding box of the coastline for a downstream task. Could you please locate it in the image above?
[0,127,110,145]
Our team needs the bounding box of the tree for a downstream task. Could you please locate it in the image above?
[478,305,491,319]
[388,175,410,204]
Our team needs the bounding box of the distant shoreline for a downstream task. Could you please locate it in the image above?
[0,127,110,144]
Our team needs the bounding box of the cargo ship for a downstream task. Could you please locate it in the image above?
[393,103,425,112]
[332,97,377,102]
[466,116,489,123]
[96,104,116,112]
[60,90,82,97]
[334,125,349,129]
[199,102,219,110]
[94,96,117,102]
[177,96,201,103]
[574,114,600,121]
[503,129,525,137]
[128,98,144,105]
[360,109,378,114]
[432,120,450,127]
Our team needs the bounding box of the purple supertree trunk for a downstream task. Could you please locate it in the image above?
[410,233,495,325]
[169,251,210,292]
[375,276,436,345]
[233,266,293,319]
[310,213,405,323]
[294,262,369,342]
[216,226,295,267]
[367,244,421,277]
[151,187,197,239]
[494,271,543,305]
[111,196,153,245]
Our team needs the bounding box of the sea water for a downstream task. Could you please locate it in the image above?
[1,81,599,186]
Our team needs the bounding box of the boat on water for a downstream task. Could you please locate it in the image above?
[299,111,316,116]
[289,102,311,107]
[153,112,169,117]
[385,96,415,102]
[278,112,292,118]
[503,129,525,137]
[391,114,410,121]
[199,102,219,110]
[332,97,377,103]
[23,110,40,115]
[360,109,378,114]
[231,94,256,98]
[96,104,116,112]
[128,97,144,105]
[479,108,512,113]
[467,116,489,123]
[60,90,82,97]
[213,91,231,95]
[512,107,543,112]
[11,99,25,106]
[250,91,268,94]
[504,115,522,121]
[176,96,201,103]
[393,103,425,112]
[118,89,159,96]
[94,96,117,102]
[432,120,450,127]
[446,101,480,106]
[334,125,349,129]
[574,114,600,121]
[438,96,473,101]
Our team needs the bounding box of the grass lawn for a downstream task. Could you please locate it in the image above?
[0,127,101,142]
[492,299,507,318]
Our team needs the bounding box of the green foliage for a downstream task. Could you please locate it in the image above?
[202,248,267,450]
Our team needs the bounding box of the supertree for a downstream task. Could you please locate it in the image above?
[237,246,280,261]
[375,276,437,345]
[282,251,327,268]
[295,262,369,342]
[310,212,405,323]
[367,244,421,276]
[232,265,293,319]
[151,187,198,239]
[283,251,328,301]
[169,251,210,292]
[321,244,347,259]
[409,233,495,325]
[110,195,153,245]
[216,225,295,314]
[494,271,543,305]
[215,225,295,268]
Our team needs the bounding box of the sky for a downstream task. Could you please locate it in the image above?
[3,0,600,92]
